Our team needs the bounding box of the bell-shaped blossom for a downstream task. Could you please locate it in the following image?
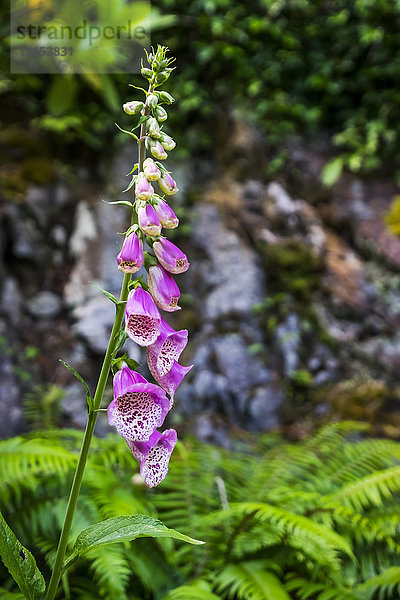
[123,101,144,115]
[113,365,147,400]
[135,172,154,201]
[127,428,177,487]
[147,351,193,403]
[108,372,170,443]
[147,138,168,160]
[148,264,180,312]
[143,158,161,181]
[160,134,176,151]
[138,204,162,236]
[125,286,161,346]
[146,116,161,139]
[153,238,189,274]
[154,198,179,229]
[117,232,143,274]
[158,172,178,195]
[148,318,188,376]
[155,105,168,122]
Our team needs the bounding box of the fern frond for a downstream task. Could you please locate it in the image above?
[163,579,221,600]
[325,466,400,510]
[85,544,131,600]
[285,576,365,600]
[215,561,290,600]
[357,566,400,599]
[0,589,25,600]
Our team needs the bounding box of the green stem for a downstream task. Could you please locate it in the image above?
[45,81,152,600]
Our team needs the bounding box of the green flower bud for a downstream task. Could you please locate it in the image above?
[160,133,176,151]
[147,117,161,139]
[158,91,175,104]
[123,101,144,115]
[147,93,158,109]
[141,67,153,80]
[154,106,168,122]
[156,71,171,85]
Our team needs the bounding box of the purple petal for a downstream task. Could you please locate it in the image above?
[147,351,193,403]
[125,287,161,346]
[117,232,143,274]
[139,429,178,488]
[113,366,148,400]
[153,238,189,274]
[149,319,188,376]
[108,382,170,442]
[148,264,181,312]
[153,199,179,229]
[126,429,162,462]
[138,204,162,236]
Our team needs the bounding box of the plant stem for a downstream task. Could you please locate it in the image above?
[46,92,151,600]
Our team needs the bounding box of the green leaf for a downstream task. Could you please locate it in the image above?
[89,282,118,305]
[104,200,133,208]
[216,561,290,600]
[131,115,150,131]
[0,510,45,600]
[63,515,204,572]
[113,331,129,357]
[163,580,221,600]
[122,178,136,193]
[321,157,343,186]
[0,589,25,600]
[115,123,139,141]
[59,360,93,412]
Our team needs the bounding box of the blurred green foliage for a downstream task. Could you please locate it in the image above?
[2,0,400,182]
[2,422,400,599]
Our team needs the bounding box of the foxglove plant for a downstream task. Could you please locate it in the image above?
[40,46,198,600]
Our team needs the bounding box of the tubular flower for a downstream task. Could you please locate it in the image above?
[125,286,161,346]
[147,138,168,160]
[113,365,147,399]
[153,238,189,274]
[148,318,188,376]
[160,134,176,151]
[147,352,193,403]
[158,171,178,195]
[127,428,177,487]
[146,117,161,139]
[153,198,179,229]
[108,368,170,442]
[123,101,144,115]
[148,264,180,312]
[117,232,143,274]
[135,172,154,201]
[138,203,162,236]
[143,158,161,181]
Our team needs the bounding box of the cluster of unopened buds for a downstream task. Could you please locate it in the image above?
[109,47,192,488]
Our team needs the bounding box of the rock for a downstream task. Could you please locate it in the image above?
[0,353,22,438]
[189,413,232,448]
[72,295,114,354]
[26,291,62,320]
[275,313,301,377]
[264,181,298,219]
[0,277,22,326]
[247,384,284,431]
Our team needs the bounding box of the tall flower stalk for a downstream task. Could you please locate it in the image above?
[45,46,192,600]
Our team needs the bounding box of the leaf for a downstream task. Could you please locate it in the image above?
[63,515,204,573]
[163,580,221,600]
[0,510,45,600]
[115,123,139,141]
[321,157,343,186]
[0,589,25,600]
[216,561,290,600]
[89,282,118,305]
[46,74,77,117]
[131,115,150,131]
[59,360,93,412]
[104,200,133,208]
[113,331,129,357]
[122,178,136,193]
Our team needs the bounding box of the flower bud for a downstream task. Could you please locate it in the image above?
[123,101,144,115]
[117,232,144,274]
[154,198,179,229]
[158,171,178,195]
[158,91,175,104]
[153,238,189,274]
[146,138,168,160]
[141,67,153,79]
[155,71,171,85]
[143,157,161,181]
[146,93,158,109]
[154,106,168,122]
[160,134,176,151]
[148,264,181,312]
[138,204,162,236]
[135,172,154,201]
[147,117,161,139]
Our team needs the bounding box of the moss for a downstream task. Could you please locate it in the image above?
[259,238,323,302]
[21,157,57,185]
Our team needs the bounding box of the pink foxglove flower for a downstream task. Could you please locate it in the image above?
[135,172,154,201]
[160,134,176,151]
[148,318,188,376]
[148,264,180,312]
[113,365,147,398]
[125,286,161,346]
[147,138,168,160]
[117,232,143,274]
[108,368,170,442]
[147,352,193,403]
[158,171,178,195]
[154,198,179,229]
[127,428,177,487]
[143,158,161,181]
[153,238,189,274]
[138,204,162,236]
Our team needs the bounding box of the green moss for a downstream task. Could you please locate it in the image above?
[259,238,323,302]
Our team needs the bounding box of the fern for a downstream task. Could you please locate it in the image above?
[215,561,290,600]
